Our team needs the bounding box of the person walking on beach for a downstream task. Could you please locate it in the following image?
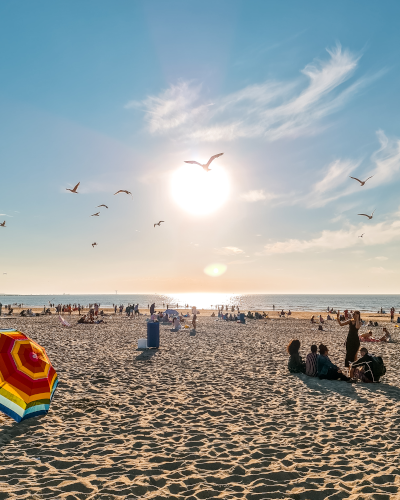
[337,309,361,368]
[390,307,395,322]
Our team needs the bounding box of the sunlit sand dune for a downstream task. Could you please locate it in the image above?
[0,315,399,499]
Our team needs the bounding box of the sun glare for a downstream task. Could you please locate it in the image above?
[171,165,230,215]
[204,263,227,277]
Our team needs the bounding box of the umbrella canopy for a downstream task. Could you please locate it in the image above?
[0,329,58,423]
[164,309,179,316]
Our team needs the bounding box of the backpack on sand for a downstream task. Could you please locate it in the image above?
[370,356,386,382]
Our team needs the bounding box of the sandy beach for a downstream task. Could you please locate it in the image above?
[0,313,399,499]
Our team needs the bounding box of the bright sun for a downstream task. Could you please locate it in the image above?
[171,164,230,215]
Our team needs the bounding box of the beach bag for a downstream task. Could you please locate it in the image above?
[371,356,386,381]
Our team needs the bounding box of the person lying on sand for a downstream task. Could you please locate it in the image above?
[287,339,306,374]
[317,344,350,381]
[360,329,391,342]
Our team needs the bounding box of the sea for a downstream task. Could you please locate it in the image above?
[0,294,399,312]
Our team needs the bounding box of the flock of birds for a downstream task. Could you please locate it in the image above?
[349,175,376,237]
[65,153,224,248]
[1,156,374,244]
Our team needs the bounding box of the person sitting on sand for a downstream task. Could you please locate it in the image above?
[287,339,306,374]
[305,345,318,377]
[247,311,254,319]
[317,344,350,381]
[349,347,373,383]
[211,312,215,317]
[327,314,332,320]
[311,315,316,324]
[319,315,324,324]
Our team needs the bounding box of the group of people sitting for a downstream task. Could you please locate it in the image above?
[288,340,383,383]
[77,311,105,324]
[360,327,392,342]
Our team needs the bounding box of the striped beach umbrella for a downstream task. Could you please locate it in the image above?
[0,329,58,423]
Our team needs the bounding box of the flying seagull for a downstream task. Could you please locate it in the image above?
[97,204,108,209]
[358,234,364,238]
[92,242,97,248]
[0,221,6,227]
[184,153,224,172]
[358,210,375,220]
[66,182,80,193]
[91,212,100,217]
[114,190,132,197]
[154,221,164,227]
[350,176,373,187]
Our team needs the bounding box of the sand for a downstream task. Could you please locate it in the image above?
[0,313,399,499]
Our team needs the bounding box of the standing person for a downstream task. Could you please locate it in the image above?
[78,304,81,316]
[390,307,394,322]
[273,304,275,311]
[135,303,139,317]
[94,303,99,316]
[150,303,155,315]
[337,309,361,368]
[114,305,117,314]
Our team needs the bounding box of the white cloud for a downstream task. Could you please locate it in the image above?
[240,189,269,202]
[264,214,400,254]
[215,246,244,255]
[132,45,364,142]
[375,256,388,261]
[282,130,400,208]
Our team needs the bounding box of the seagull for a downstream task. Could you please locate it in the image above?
[358,210,375,220]
[91,212,100,217]
[97,204,108,209]
[358,234,364,238]
[66,182,80,193]
[184,153,224,172]
[0,221,6,227]
[92,242,97,248]
[350,176,374,187]
[154,221,164,227]
[114,190,132,197]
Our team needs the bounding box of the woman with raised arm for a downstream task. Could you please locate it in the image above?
[337,309,361,368]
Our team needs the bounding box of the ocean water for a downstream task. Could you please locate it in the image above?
[0,293,399,312]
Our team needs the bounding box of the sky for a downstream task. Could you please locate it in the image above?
[1,0,400,294]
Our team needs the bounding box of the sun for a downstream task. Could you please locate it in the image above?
[171,164,230,215]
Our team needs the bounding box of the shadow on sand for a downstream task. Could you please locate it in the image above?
[135,349,158,361]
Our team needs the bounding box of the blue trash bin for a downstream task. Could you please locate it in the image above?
[147,321,160,348]
[239,313,245,323]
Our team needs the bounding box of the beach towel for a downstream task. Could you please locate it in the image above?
[58,315,71,328]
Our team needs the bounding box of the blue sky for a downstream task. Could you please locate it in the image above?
[1,0,400,294]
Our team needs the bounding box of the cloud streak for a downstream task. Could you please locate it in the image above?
[131,45,365,142]
[264,212,400,254]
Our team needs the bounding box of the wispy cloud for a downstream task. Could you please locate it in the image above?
[240,189,275,202]
[131,44,367,142]
[0,213,13,217]
[264,211,400,254]
[215,246,244,255]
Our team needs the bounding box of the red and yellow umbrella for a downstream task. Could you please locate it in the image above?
[0,329,58,422]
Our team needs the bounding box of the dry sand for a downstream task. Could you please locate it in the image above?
[0,313,399,499]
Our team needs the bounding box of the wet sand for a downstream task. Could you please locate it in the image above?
[0,314,399,499]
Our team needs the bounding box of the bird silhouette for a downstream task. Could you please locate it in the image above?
[66,182,80,193]
[184,153,224,172]
[350,176,373,186]
[0,221,6,227]
[91,212,100,217]
[114,190,132,197]
[154,221,165,227]
[358,210,375,220]
[358,234,365,238]
[97,204,108,209]
[92,242,97,248]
